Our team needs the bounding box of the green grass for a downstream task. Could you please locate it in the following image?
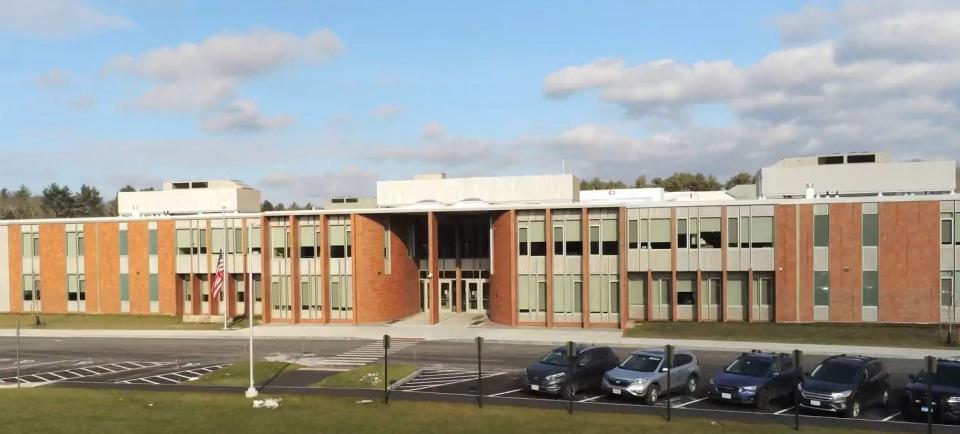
[191,361,301,386]
[314,364,419,389]
[624,321,959,348]
[0,313,261,330]
[0,388,886,434]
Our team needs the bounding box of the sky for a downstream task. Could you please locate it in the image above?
[2,0,959,204]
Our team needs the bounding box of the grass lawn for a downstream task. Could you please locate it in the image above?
[0,388,885,434]
[624,321,959,348]
[314,363,419,389]
[0,313,261,330]
[191,361,301,386]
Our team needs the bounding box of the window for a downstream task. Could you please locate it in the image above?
[943,214,954,245]
[119,229,128,256]
[601,219,617,255]
[751,216,774,248]
[628,275,646,306]
[564,219,582,255]
[677,219,687,248]
[148,229,158,255]
[688,218,699,249]
[674,354,693,367]
[329,222,351,258]
[22,274,37,301]
[847,154,875,163]
[300,224,317,258]
[677,277,695,305]
[942,275,954,307]
[862,271,878,307]
[553,226,564,255]
[589,225,600,255]
[67,274,79,301]
[383,219,391,260]
[234,228,243,253]
[271,227,287,258]
[176,229,191,255]
[198,228,207,254]
[67,232,79,257]
[699,217,721,248]
[814,271,829,306]
[739,218,750,248]
[818,155,844,165]
[78,278,85,301]
[814,215,829,247]
[518,227,528,256]
[120,273,129,302]
[650,218,670,249]
[249,227,261,254]
[640,220,649,249]
[862,213,878,247]
[628,220,638,249]
[149,274,159,302]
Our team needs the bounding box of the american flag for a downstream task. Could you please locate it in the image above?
[212,250,225,299]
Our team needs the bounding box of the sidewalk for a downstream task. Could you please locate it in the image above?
[2,321,957,360]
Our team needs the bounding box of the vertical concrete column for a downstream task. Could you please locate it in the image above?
[290,215,301,324]
[695,270,703,322]
[580,207,590,328]
[206,220,215,316]
[670,208,678,322]
[350,213,360,325]
[645,271,653,321]
[242,219,250,317]
[545,209,554,327]
[320,214,330,324]
[720,207,729,322]
[618,207,629,329]
[192,273,201,316]
[454,221,462,313]
[747,269,755,322]
[428,212,440,325]
[509,210,518,327]
[260,216,271,323]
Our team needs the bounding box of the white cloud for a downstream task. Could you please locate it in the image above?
[421,121,445,141]
[0,0,134,39]
[200,100,293,132]
[34,69,69,88]
[373,104,405,119]
[108,28,342,132]
[541,0,960,180]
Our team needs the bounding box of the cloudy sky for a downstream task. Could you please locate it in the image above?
[2,0,958,203]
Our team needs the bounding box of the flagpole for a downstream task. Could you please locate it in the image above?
[245,218,258,399]
[222,208,229,330]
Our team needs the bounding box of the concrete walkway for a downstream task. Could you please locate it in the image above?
[2,322,958,360]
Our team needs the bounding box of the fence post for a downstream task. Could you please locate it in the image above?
[567,341,575,415]
[926,355,936,434]
[794,349,802,431]
[476,336,484,409]
[665,344,674,422]
[16,320,21,389]
[383,334,391,404]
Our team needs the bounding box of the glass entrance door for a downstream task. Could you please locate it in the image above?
[419,279,430,312]
[461,279,486,313]
[440,279,455,311]
[700,275,721,321]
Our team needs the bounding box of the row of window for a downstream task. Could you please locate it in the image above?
[20,273,159,303]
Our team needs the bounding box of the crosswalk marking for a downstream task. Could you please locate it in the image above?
[0,361,168,385]
[120,364,229,385]
[396,368,507,391]
[297,338,421,371]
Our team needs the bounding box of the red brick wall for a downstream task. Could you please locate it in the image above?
[39,224,66,313]
[128,222,150,314]
[774,204,798,322]
[829,203,862,322]
[354,214,419,323]
[157,220,178,315]
[488,210,515,325]
[97,223,120,314]
[878,201,940,322]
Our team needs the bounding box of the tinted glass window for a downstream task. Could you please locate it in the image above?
[674,354,693,366]
[539,350,571,366]
[577,351,594,367]
[620,354,662,372]
[780,358,794,372]
[928,365,960,387]
[724,357,772,377]
[865,363,881,379]
[810,361,861,383]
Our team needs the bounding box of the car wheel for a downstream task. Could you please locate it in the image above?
[756,388,771,411]
[645,385,660,406]
[561,383,577,400]
[844,399,862,418]
[685,375,698,394]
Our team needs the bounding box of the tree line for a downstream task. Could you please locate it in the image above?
[579,172,756,192]
[0,184,156,219]
[261,200,315,212]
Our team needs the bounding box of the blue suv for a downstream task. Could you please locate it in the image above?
[709,350,798,409]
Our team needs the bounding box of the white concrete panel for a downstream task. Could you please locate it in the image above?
[121,301,130,313]
[700,250,722,271]
[941,201,955,212]
[739,250,750,270]
[378,174,578,206]
[77,256,84,272]
[676,252,689,272]
[149,256,158,274]
[862,203,878,214]
[941,247,954,271]
[627,250,639,272]
[66,260,79,275]
[650,208,672,218]
[676,208,689,218]
[176,255,191,273]
[698,207,721,218]
[0,226,8,312]
[602,256,618,274]
[751,205,775,216]
[813,248,829,271]
[247,254,261,274]
[676,305,693,320]
[727,306,745,321]
[761,159,956,198]
[862,307,878,322]
[638,250,649,271]
[119,186,261,217]
[651,250,671,271]
[119,256,129,274]
[814,306,830,321]
[862,247,877,271]
[751,249,775,271]
[150,301,159,313]
[687,251,699,270]
[727,207,740,218]
[814,204,829,215]
[628,305,645,319]
[727,249,741,271]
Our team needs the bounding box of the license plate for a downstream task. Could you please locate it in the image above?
[810,400,821,407]
[530,384,539,391]
[921,406,929,413]
[721,393,732,399]
[612,388,622,395]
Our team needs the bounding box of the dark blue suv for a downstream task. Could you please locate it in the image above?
[901,357,960,424]
[800,355,890,418]
[709,350,798,409]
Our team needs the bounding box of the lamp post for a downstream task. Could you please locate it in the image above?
[244,219,258,399]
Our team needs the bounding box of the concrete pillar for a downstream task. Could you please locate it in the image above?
[428,212,440,325]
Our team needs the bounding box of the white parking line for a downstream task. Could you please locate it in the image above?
[489,388,523,397]
[675,397,709,408]
[774,406,795,415]
[579,395,604,402]
[405,372,508,391]
[882,412,901,421]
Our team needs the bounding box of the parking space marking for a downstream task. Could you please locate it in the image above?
[397,368,508,391]
[675,397,709,408]
[578,395,604,403]
[881,412,900,422]
[120,364,229,385]
[774,406,795,415]
[489,388,523,397]
[0,361,168,385]
[0,359,76,372]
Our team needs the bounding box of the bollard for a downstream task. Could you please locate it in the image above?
[476,336,484,409]
[665,345,674,422]
[567,341,576,415]
[793,349,802,431]
[383,334,391,404]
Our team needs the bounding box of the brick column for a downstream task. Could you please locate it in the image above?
[428,212,440,325]
[545,209,554,328]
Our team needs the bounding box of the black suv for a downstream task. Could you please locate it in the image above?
[709,350,798,409]
[524,345,619,398]
[800,355,890,418]
[901,357,960,424]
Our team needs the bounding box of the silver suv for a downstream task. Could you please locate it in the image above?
[601,348,700,405]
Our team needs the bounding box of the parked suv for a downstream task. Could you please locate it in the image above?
[709,350,797,409]
[523,345,619,398]
[901,357,960,424]
[801,355,890,418]
[601,348,700,405]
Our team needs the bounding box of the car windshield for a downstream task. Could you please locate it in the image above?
[810,362,861,383]
[921,365,960,388]
[620,354,662,372]
[724,357,772,377]
[539,350,571,367]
